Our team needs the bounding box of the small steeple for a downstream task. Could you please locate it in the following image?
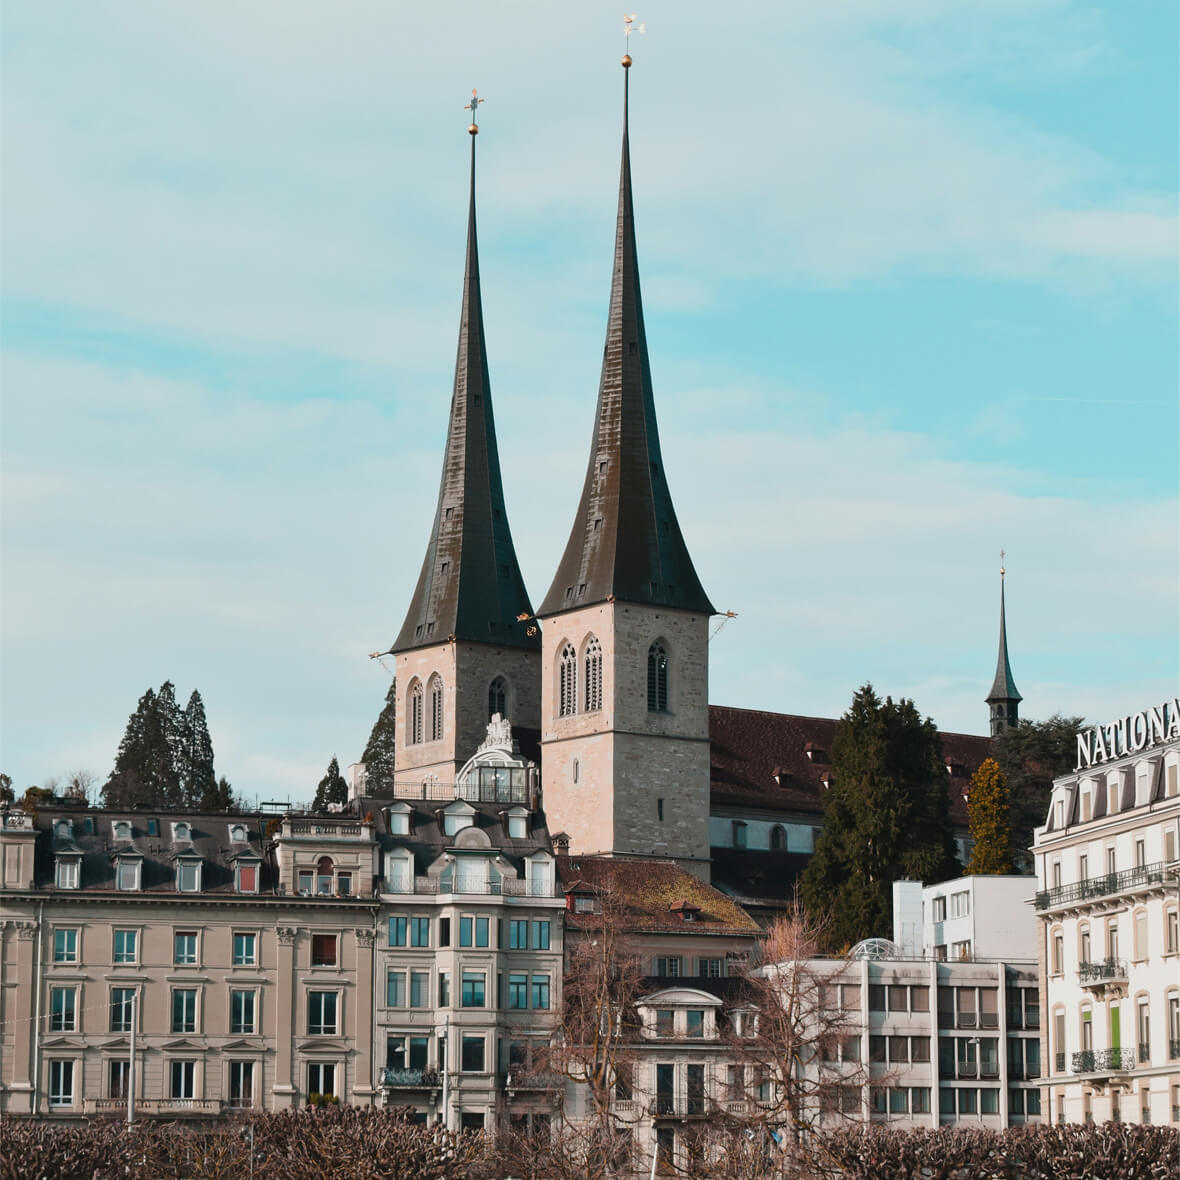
[986,557,1022,737]
[539,56,714,618]
[392,106,538,654]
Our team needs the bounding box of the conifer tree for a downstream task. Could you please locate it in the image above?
[154,681,185,807]
[180,690,217,807]
[199,775,235,812]
[312,757,348,812]
[800,684,958,950]
[966,757,1013,874]
[102,687,160,809]
[361,679,397,796]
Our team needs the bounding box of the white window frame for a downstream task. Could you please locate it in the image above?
[55,857,80,890]
[48,1060,75,1108]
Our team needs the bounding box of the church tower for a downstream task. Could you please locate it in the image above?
[537,57,714,876]
[390,113,540,785]
[986,562,1022,738]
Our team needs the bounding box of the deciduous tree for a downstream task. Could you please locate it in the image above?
[966,758,1013,875]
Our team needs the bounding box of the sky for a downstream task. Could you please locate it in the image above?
[1,1,1177,805]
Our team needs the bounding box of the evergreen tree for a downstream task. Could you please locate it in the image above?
[312,757,348,812]
[991,715,1082,871]
[361,679,397,797]
[155,681,185,807]
[180,690,217,808]
[0,774,14,805]
[966,758,1013,875]
[800,684,958,950]
[102,687,160,809]
[199,775,235,812]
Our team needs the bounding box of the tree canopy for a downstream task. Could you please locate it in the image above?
[966,757,1014,875]
[361,679,397,797]
[102,682,231,810]
[990,714,1082,871]
[800,684,958,950]
[312,756,348,812]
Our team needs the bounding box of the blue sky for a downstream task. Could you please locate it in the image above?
[2,1,1176,803]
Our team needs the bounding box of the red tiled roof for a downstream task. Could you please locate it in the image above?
[709,705,992,825]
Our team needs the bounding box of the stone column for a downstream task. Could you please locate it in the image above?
[352,926,377,1103]
[274,926,298,1107]
[8,921,39,1112]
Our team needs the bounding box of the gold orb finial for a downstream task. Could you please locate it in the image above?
[468,123,479,135]
[621,53,632,68]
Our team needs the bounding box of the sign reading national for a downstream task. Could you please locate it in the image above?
[1074,699,1180,770]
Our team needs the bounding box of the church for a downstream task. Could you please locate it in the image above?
[368,54,1014,901]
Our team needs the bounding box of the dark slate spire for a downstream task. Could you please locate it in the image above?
[986,563,1021,736]
[539,59,714,619]
[392,123,538,654]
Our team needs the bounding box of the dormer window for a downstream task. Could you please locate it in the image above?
[506,809,528,840]
[113,821,132,842]
[573,896,597,914]
[55,857,80,890]
[388,808,411,837]
[235,861,259,893]
[115,857,141,892]
[229,824,248,843]
[443,810,474,837]
[54,820,72,840]
[176,858,202,893]
[172,822,192,842]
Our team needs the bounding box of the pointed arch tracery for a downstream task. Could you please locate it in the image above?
[408,679,424,745]
[428,674,444,742]
[559,643,577,717]
[647,640,669,713]
[583,635,603,713]
[488,675,508,721]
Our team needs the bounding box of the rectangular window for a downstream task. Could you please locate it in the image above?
[308,991,338,1035]
[459,916,490,947]
[531,975,550,1010]
[170,1060,196,1100]
[236,863,258,893]
[687,1063,706,1116]
[959,1088,978,1115]
[48,1060,74,1107]
[686,1010,705,1038]
[230,989,256,1034]
[699,957,722,979]
[869,985,886,1012]
[869,1036,886,1063]
[888,985,909,1012]
[461,1035,485,1072]
[172,989,197,1034]
[870,1087,887,1114]
[53,928,78,963]
[386,971,406,1008]
[297,869,314,893]
[939,1088,955,1116]
[176,861,201,892]
[981,1088,999,1115]
[306,1061,336,1098]
[311,934,337,966]
[232,932,257,966]
[111,987,135,1033]
[932,896,947,922]
[438,971,450,1008]
[174,931,198,965]
[50,987,76,1032]
[1168,909,1179,954]
[461,971,485,1008]
[108,1060,130,1100]
[508,973,528,1010]
[389,916,407,946]
[410,971,429,1009]
[888,1036,909,1064]
[656,1009,675,1037]
[55,859,80,889]
[911,1087,931,1114]
[889,1088,908,1114]
[911,1036,931,1063]
[336,871,351,896]
[510,920,528,949]
[116,860,139,891]
[229,1060,254,1108]
[655,956,682,977]
[113,929,137,964]
[411,917,430,947]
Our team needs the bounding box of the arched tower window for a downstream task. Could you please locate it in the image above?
[428,675,444,742]
[583,636,603,713]
[408,680,424,746]
[647,641,669,713]
[559,643,577,717]
[770,825,786,851]
[488,676,507,721]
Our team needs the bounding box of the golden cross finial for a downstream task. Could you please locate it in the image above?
[465,88,484,133]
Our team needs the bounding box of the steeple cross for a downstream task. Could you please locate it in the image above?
[465,89,484,119]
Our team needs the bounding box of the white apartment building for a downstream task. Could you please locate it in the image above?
[893,876,1038,963]
[1033,701,1180,1126]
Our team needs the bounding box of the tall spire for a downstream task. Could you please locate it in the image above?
[392,111,538,654]
[986,558,1021,736]
[539,57,714,618]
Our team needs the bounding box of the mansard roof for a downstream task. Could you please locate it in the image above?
[392,132,538,654]
[539,63,713,619]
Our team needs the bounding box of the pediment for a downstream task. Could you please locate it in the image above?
[159,1038,208,1052]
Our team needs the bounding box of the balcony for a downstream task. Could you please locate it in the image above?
[85,1098,222,1116]
[381,874,556,898]
[380,1068,440,1089]
[1078,959,1128,994]
[284,820,370,840]
[504,1072,560,1094]
[1035,862,1165,911]
[649,1099,709,1119]
[1071,1048,1135,1077]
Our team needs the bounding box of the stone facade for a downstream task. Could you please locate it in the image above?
[541,603,710,873]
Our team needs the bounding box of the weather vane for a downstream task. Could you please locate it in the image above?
[465,88,484,134]
[623,13,645,65]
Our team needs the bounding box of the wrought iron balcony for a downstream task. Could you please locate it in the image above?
[1071,1048,1134,1075]
[648,1098,709,1119]
[380,1067,440,1088]
[1035,862,1165,910]
[1078,959,1128,990]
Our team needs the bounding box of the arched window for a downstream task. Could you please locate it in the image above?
[647,641,669,712]
[770,825,786,851]
[488,676,507,721]
[408,680,424,745]
[113,821,132,842]
[583,636,603,712]
[428,675,444,742]
[316,856,334,895]
[559,644,577,717]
